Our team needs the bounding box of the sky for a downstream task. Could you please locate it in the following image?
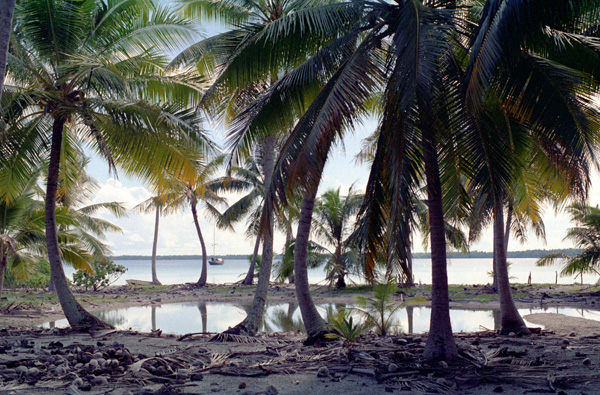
[80,7,600,258]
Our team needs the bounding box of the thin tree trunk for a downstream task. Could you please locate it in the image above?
[151,206,161,285]
[296,190,328,343]
[0,0,16,97]
[221,136,276,336]
[192,200,208,287]
[285,228,294,284]
[335,244,346,288]
[422,126,457,362]
[493,197,529,335]
[0,251,7,298]
[242,234,260,285]
[46,117,111,329]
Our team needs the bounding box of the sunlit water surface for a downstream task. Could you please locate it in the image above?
[62,258,600,286]
[43,302,600,335]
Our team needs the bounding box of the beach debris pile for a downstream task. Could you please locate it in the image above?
[0,327,599,394]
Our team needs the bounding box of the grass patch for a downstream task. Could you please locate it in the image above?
[405,296,428,305]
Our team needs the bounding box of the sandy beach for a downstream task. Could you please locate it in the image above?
[1,283,600,394]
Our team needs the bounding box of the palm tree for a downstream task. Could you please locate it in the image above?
[132,196,172,285]
[3,0,207,329]
[312,187,363,288]
[538,204,600,281]
[173,0,358,337]
[0,0,16,96]
[464,1,600,336]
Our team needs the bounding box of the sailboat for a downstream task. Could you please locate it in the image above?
[208,227,224,265]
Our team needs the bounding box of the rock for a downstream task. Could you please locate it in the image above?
[239,381,247,389]
[583,358,591,365]
[191,373,204,381]
[92,376,108,386]
[97,358,106,367]
[508,332,517,337]
[92,352,103,359]
[15,366,27,375]
[394,338,408,345]
[387,363,399,373]
[72,377,84,388]
[492,385,503,393]
[27,367,40,377]
[88,359,99,369]
[317,366,329,377]
[197,347,209,353]
[439,361,449,369]
[265,385,278,395]
[569,332,576,337]
[561,339,570,346]
[436,378,448,386]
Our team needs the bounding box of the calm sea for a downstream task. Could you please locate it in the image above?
[62,257,599,286]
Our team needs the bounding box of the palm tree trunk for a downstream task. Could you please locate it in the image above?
[151,206,161,285]
[493,197,529,335]
[422,126,457,362]
[285,229,294,284]
[0,250,7,298]
[191,201,208,287]
[242,234,260,285]
[0,0,16,97]
[335,244,346,288]
[222,136,276,336]
[492,203,512,292]
[46,116,111,329]
[295,190,328,343]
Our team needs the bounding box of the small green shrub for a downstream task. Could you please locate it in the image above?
[72,260,126,291]
[353,278,402,336]
[326,308,368,360]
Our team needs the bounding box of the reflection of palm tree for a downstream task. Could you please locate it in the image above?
[492,309,502,331]
[406,306,414,335]
[197,302,207,333]
[151,305,157,331]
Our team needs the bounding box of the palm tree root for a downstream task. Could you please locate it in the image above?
[303,329,336,346]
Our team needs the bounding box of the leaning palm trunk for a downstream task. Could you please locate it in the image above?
[242,234,260,285]
[220,136,276,336]
[493,197,529,335]
[422,126,457,361]
[0,251,7,298]
[46,117,111,329]
[295,190,328,343]
[191,200,208,287]
[151,207,161,285]
[0,0,16,96]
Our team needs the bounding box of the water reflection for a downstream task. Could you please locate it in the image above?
[43,302,600,335]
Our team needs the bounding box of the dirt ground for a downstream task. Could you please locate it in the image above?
[1,283,600,394]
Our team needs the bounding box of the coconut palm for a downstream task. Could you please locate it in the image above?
[173,0,360,337]
[157,157,226,287]
[538,204,600,280]
[463,0,600,336]
[2,0,208,329]
[133,195,182,285]
[312,187,363,288]
[0,0,16,96]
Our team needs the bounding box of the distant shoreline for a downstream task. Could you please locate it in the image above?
[111,248,582,260]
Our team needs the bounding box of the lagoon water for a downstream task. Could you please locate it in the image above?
[44,302,600,335]
[63,257,599,286]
